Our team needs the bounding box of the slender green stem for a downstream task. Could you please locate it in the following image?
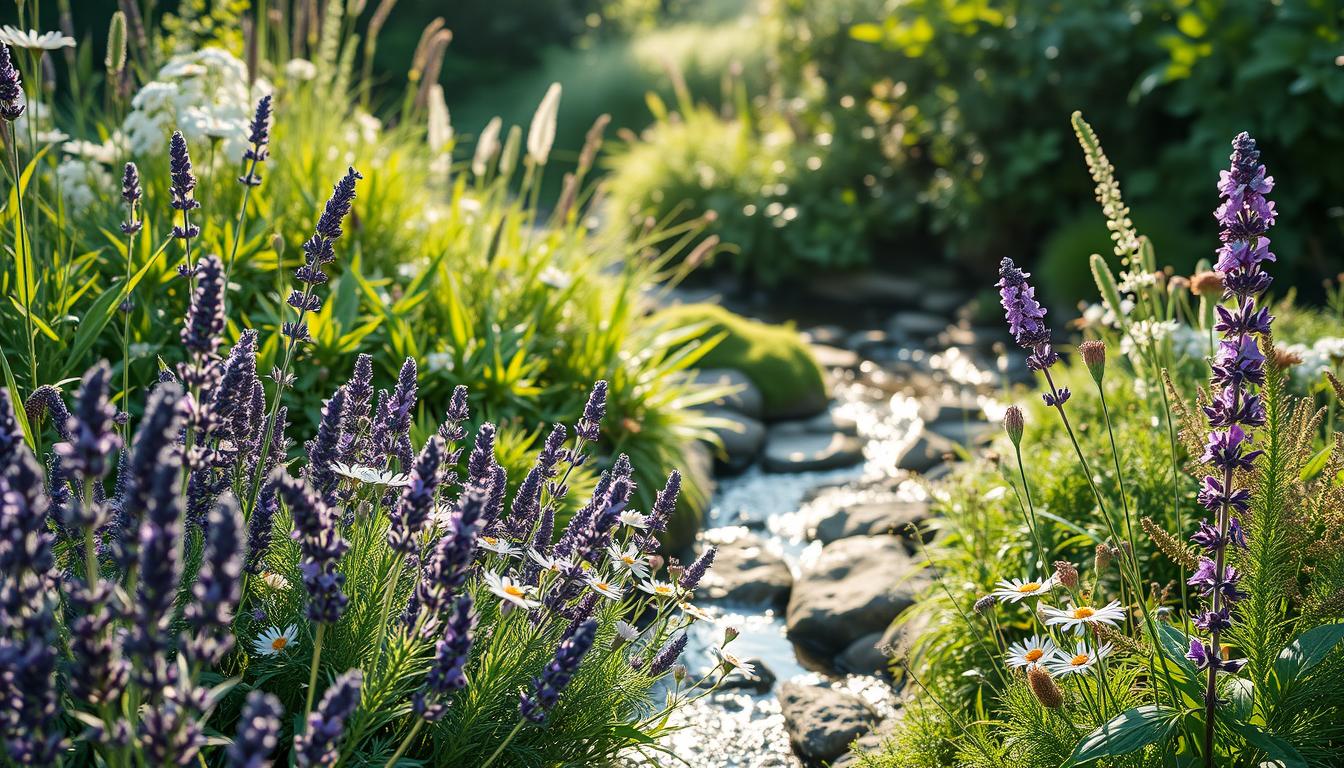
[1011,442,1048,573]
[305,623,327,718]
[223,156,261,292]
[382,718,425,768]
[7,124,37,393]
[479,718,526,768]
[374,552,406,658]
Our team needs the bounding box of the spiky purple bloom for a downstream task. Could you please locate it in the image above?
[0,44,24,121]
[183,493,243,664]
[169,132,201,246]
[227,690,283,768]
[504,424,565,539]
[339,354,374,464]
[648,633,688,677]
[388,436,445,553]
[995,257,1070,407]
[181,255,226,358]
[66,579,130,707]
[127,438,186,690]
[54,362,121,528]
[24,385,73,443]
[293,167,362,290]
[245,477,280,575]
[465,422,497,486]
[1188,134,1274,739]
[437,385,470,444]
[575,380,608,441]
[679,546,715,591]
[275,471,349,623]
[111,384,183,569]
[239,94,272,186]
[636,470,681,553]
[121,162,143,234]
[382,357,417,469]
[519,618,597,723]
[304,386,348,505]
[413,595,476,722]
[294,669,362,768]
[414,485,486,621]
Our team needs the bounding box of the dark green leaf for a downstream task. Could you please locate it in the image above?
[1274,622,1344,686]
[1062,705,1179,767]
[1229,721,1307,768]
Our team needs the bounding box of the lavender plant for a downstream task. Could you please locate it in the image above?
[0,103,733,768]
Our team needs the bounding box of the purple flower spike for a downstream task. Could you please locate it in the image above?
[227,690,283,768]
[0,44,24,121]
[519,618,597,723]
[294,670,362,767]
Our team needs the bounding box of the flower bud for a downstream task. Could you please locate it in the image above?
[1094,543,1113,572]
[1027,665,1064,709]
[1167,275,1190,294]
[722,626,739,646]
[672,663,687,683]
[1003,406,1024,447]
[973,595,995,615]
[271,232,285,258]
[1190,270,1224,297]
[1078,340,1106,384]
[1053,561,1079,590]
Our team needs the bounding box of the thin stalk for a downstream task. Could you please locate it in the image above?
[6,123,37,393]
[382,718,424,768]
[1011,441,1048,573]
[224,155,261,292]
[305,623,327,719]
[373,552,407,657]
[479,718,525,768]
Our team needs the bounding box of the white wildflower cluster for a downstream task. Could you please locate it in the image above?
[122,47,270,160]
[1080,299,1134,330]
[1120,318,1179,358]
[54,158,114,215]
[1116,270,1159,293]
[1282,337,1344,388]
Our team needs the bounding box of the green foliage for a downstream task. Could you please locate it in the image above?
[651,303,828,420]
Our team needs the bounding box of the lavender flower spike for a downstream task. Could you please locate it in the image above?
[996,258,1068,405]
[275,470,350,623]
[227,690,283,768]
[121,162,143,235]
[648,633,689,677]
[294,669,362,768]
[0,44,24,121]
[519,618,598,723]
[413,595,476,721]
[1190,135,1275,765]
[239,94,272,186]
[576,380,608,441]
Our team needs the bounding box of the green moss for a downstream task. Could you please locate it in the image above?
[655,303,829,420]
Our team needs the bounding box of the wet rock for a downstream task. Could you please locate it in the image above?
[777,682,878,762]
[763,431,864,473]
[811,272,922,305]
[919,398,984,424]
[896,432,955,474]
[802,325,847,346]
[832,718,899,768]
[812,500,928,545]
[887,312,949,341]
[925,419,994,446]
[800,407,860,437]
[810,343,860,371]
[698,529,793,608]
[918,289,967,315]
[704,408,767,474]
[845,329,891,356]
[786,536,923,659]
[691,368,765,420]
[836,631,890,676]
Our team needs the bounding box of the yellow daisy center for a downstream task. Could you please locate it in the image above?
[504,585,526,598]
[1072,607,1095,619]
[655,585,672,595]
[482,536,498,545]
[1071,653,1090,666]
[622,555,636,565]
[1024,648,1044,662]
[1017,582,1041,593]
[595,582,610,590]
[271,637,288,651]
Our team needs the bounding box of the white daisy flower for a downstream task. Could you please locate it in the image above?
[528,549,573,574]
[715,649,755,677]
[607,543,651,579]
[637,580,678,599]
[1040,600,1127,634]
[618,510,649,529]
[260,571,290,591]
[0,26,75,50]
[484,570,541,610]
[680,603,714,623]
[990,575,1058,603]
[251,625,297,656]
[585,573,624,600]
[331,462,411,487]
[615,620,640,643]
[1049,640,1114,676]
[478,535,521,558]
[1005,634,1059,669]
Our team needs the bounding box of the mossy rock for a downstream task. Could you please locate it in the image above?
[656,303,829,421]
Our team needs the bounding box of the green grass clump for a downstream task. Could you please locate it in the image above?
[653,303,828,420]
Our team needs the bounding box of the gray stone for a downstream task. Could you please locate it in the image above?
[802,324,847,346]
[802,407,860,437]
[810,343,861,371]
[811,272,922,305]
[813,500,929,544]
[918,289,967,315]
[777,682,878,762]
[896,432,955,474]
[919,398,984,424]
[691,368,765,420]
[763,431,865,473]
[887,312,949,341]
[925,419,994,446]
[832,718,900,768]
[786,536,923,659]
[845,329,891,355]
[703,408,766,474]
[835,631,890,676]
[697,529,793,608]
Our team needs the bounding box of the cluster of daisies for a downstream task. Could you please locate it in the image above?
[985,568,1127,682]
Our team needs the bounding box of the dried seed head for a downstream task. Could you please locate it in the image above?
[1190,270,1224,297]
[1273,346,1302,369]
[1078,340,1106,383]
[1003,406,1024,447]
[1027,665,1064,708]
[1168,275,1190,293]
[973,595,995,616]
[1053,560,1079,590]
[1094,543,1114,572]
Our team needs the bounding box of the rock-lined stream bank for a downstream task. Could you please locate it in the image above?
[651,273,1015,767]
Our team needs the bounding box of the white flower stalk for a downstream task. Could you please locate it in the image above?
[527,82,561,166]
[472,116,502,178]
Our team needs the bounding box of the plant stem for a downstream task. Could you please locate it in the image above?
[305,622,327,719]
[7,123,37,393]
[479,718,525,768]
[223,156,260,293]
[382,718,424,768]
[1011,442,1048,573]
